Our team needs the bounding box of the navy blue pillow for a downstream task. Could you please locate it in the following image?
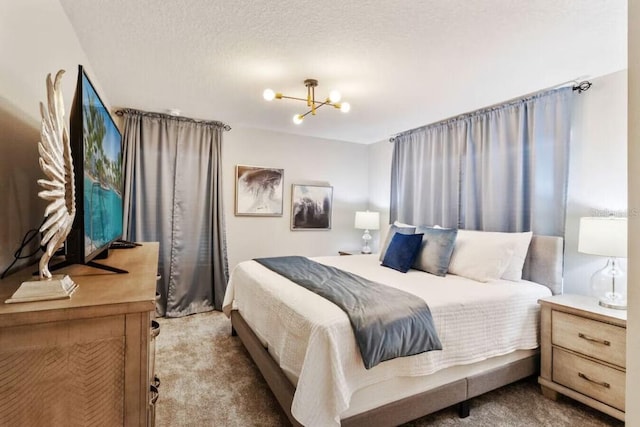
[378,224,416,261]
[381,233,424,273]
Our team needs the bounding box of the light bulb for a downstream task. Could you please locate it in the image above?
[329,90,342,103]
[263,89,275,101]
[293,114,304,124]
[340,102,351,113]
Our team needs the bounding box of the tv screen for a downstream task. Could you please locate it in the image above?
[66,65,123,265]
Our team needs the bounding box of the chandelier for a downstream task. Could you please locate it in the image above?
[263,79,351,124]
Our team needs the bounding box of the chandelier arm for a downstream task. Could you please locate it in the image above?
[277,95,309,102]
[299,101,332,119]
[300,109,314,119]
[275,95,339,107]
[313,100,332,109]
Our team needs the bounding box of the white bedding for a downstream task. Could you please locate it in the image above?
[222,254,552,427]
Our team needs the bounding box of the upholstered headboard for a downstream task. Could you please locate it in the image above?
[522,235,564,295]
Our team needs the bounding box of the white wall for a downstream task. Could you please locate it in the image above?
[367,138,394,250]
[0,0,94,273]
[366,70,628,297]
[564,70,628,295]
[223,127,369,270]
[626,0,639,422]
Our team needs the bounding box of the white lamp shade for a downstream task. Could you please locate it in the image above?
[578,217,627,258]
[355,211,380,230]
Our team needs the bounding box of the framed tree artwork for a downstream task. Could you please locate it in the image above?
[235,165,284,216]
[291,184,333,230]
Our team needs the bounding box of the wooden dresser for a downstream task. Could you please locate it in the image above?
[538,294,626,421]
[0,243,159,426]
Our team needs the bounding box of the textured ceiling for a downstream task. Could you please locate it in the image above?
[59,0,626,144]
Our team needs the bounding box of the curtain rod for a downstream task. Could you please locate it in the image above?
[115,108,231,131]
[389,79,592,142]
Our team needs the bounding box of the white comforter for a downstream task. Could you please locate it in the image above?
[222,254,551,427]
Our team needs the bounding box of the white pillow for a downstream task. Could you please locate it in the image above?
[500,231,533,281]
[448,236,513,282]
[448,230,533,282]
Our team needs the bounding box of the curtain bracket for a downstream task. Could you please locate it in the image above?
[572,81,592,93]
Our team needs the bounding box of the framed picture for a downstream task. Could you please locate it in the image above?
[291,184,333,230]
[235,165,284,216]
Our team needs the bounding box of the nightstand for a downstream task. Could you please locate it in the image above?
[338,250,361,256]
[538,294,626,421]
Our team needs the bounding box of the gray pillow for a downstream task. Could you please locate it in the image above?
[379,224,416,261]
[412,226,458,276]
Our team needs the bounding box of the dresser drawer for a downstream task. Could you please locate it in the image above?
[551,311,625,368]
[553,348,625,411]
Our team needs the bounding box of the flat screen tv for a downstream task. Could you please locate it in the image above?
[64,65,126,273]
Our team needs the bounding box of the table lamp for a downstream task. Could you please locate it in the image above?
[355,211,380,254]
[578,216,628,309]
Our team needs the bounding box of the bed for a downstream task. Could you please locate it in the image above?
[223,233,563,427]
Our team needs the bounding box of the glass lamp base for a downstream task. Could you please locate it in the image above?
[590,257,627,311]
[598,293,627,310]
[361,229,372,254]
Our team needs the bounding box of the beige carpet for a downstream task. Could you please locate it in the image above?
[154,311,622,427]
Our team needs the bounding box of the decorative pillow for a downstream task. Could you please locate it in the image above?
[499,231,533,281]
[448,230,533,282]
[393,220,415,227]
[381,233,424,273]
[379,223,416,261]
[412,226,458,276]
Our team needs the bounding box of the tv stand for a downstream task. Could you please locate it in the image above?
[112,238,143,249]
[87,260,128,274]
[45,258,129,275]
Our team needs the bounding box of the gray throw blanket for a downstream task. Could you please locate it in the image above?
[254,256,442,369]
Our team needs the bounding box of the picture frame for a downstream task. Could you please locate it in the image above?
[290,184,333,230]
[235,165,284,216]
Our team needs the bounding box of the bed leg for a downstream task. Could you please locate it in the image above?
[457,400,470,418]
[231,326,237,337]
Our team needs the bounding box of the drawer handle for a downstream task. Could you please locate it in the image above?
[578,333,610,346]
[578,372,610,389]
[151,320,161,338]
[150,384,159,405]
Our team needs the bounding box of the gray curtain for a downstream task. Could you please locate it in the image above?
[391,87,574,236]
[391,122,465,229]
[119,108,230,317]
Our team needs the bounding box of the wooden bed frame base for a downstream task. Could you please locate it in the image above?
[231,311,539,427]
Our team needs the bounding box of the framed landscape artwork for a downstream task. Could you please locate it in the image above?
[235,165,284,216]
[291,184,333,230]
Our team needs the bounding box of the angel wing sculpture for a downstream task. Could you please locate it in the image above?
[37,70,76,279]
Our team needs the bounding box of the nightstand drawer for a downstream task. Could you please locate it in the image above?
[553,348,625,411]
[552,311,625,368]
